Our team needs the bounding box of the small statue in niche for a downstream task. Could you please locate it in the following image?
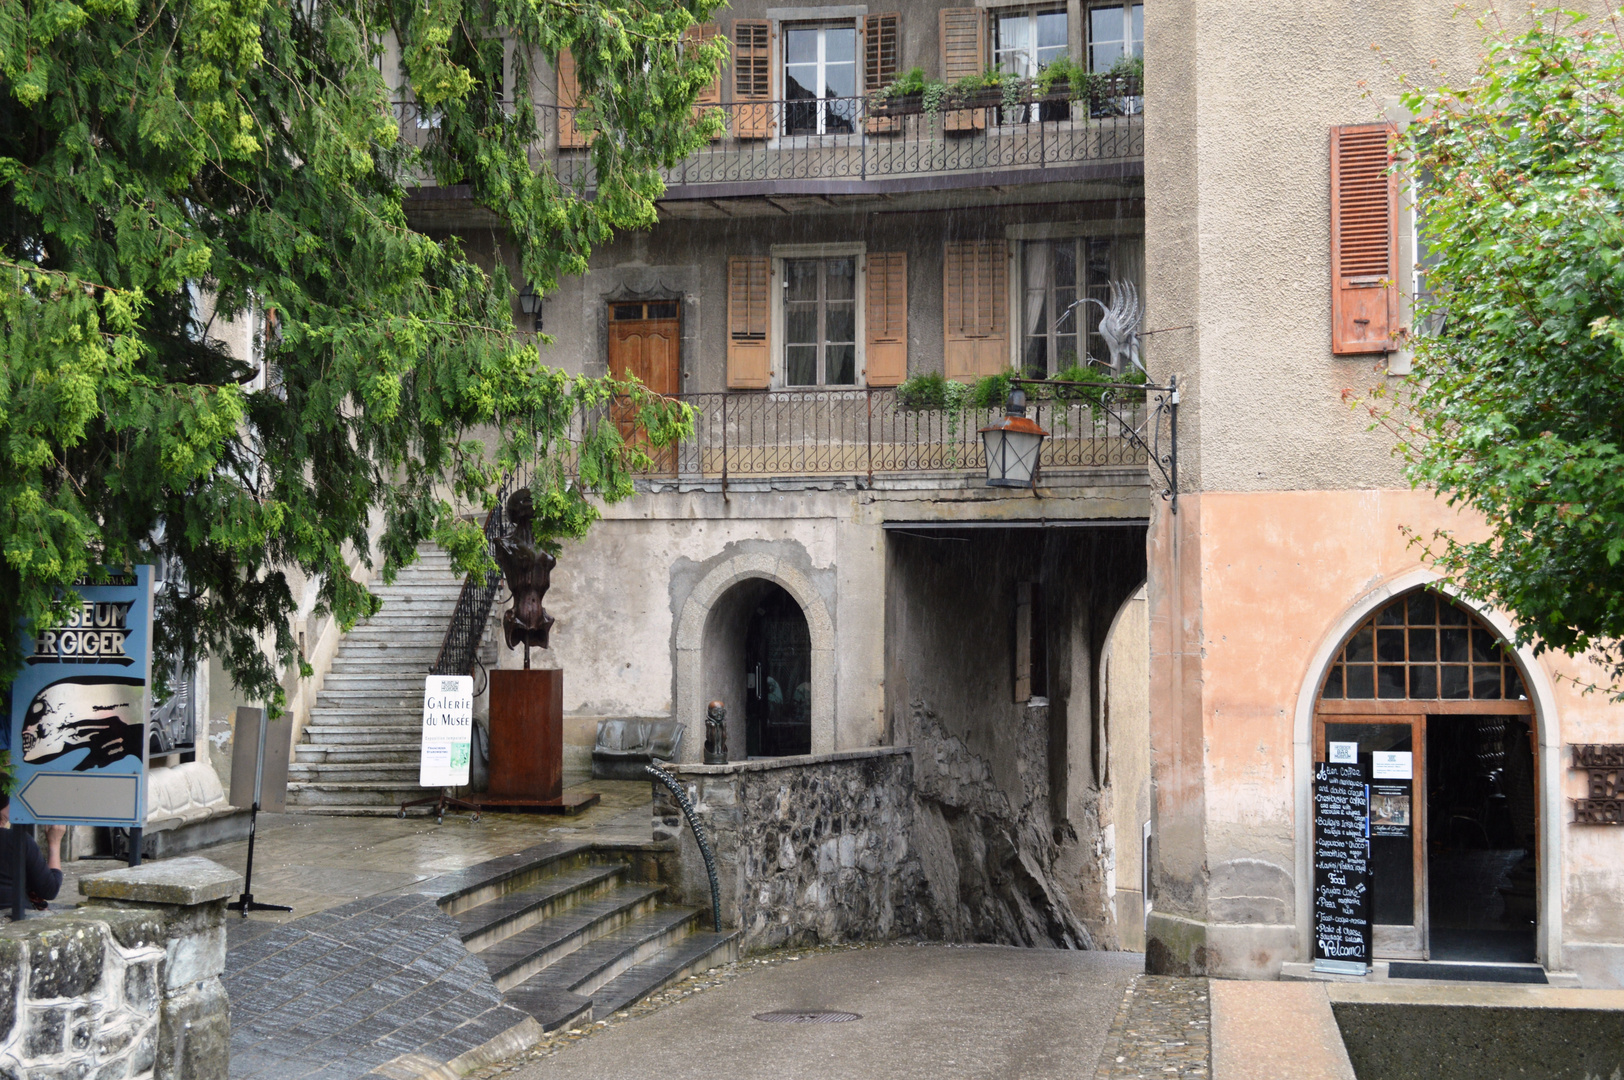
[704,700,728,765]
[490,488,556,668]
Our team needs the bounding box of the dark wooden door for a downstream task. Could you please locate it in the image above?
[608,301,680,470]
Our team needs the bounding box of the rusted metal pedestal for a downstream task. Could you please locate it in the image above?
[482,669,599,815]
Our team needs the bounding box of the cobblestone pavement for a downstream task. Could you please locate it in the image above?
[1093,976,1211,1080]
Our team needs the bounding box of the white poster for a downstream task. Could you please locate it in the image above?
[1372,750,1413,779]
[1328,742,1359,765]
[420,675,474,788]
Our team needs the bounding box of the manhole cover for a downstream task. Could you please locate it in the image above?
[753,1010,862,1024]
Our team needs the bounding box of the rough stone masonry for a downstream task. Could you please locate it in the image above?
[0,856,239,1080]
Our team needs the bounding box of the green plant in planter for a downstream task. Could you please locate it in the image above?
[896,371,952,409]
[969,372,1014,410]
[1035,56,1090,100]
[1107,53,1144,86]
[876,66,931,101]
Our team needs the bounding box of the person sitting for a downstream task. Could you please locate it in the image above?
[0,794,65,913]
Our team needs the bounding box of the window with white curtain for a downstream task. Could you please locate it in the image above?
[1087,3,1144,72]
[1020,236,1143,376]
[994,9,1069,123]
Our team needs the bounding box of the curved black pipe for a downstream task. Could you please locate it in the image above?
[645,762,722,933]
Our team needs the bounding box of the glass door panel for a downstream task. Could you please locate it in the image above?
[1317,714,1427,959]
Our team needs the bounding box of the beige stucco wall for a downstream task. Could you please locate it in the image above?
[1106,588,1150,952]
[1148,489,1624,983]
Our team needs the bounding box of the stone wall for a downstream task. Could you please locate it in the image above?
[656,749,938,951]
[0,857,239,1079]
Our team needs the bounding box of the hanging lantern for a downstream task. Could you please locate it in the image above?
[517,283,543,332]
[980,387,1048,488]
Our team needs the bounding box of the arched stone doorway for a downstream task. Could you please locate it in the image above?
[1310,585,1540,963]
[674,553,835,762]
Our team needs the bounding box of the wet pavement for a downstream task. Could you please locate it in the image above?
[60,777,651,922]
[488,943,1146,1080]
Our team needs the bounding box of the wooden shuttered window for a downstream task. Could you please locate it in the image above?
[733,20,773,139]
[943,240,1008,379]
[865,252,908,386]
[940,9,987,132]
[727,256,772,388]
[864,14,901,134]
[556,49,588,148]
[1330,123,1399,354]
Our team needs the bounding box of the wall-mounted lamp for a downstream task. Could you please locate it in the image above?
[517,283,543,332]
[980,387,1048,489]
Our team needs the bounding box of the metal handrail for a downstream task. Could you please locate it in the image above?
[430,470,527,684]
[391,80,1142,192]
[646,762,723,933]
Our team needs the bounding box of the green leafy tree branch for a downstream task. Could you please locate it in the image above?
[0,0,720,705]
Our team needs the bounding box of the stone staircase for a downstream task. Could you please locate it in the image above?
[286,543,493,814]
[446,844,740,1030]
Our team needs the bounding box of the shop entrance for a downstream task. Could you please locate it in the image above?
[1314,588,1537,962]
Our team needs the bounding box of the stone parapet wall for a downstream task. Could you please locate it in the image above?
[656,749,934,951]
[0,857,239,1079]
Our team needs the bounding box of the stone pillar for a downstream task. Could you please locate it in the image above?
[77,857,243,1080]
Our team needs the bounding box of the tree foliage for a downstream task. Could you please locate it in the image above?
[1393,8,1624,687]
[0,0,721,702]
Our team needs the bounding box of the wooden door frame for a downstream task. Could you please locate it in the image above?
[1314,711,1428,959]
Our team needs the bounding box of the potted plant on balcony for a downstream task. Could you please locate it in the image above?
[870,67,935,116]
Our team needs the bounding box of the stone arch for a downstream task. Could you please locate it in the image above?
[1289,569,1564,970]
[674,554,835,763]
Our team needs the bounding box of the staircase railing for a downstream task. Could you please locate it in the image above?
[430,471,526,685]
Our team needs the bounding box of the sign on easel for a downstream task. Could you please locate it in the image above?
[8,568,153,827]
[1312,759,1371,975]
[420,676,473,788]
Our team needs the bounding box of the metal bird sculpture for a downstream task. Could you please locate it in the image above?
[1060,278,1145,373]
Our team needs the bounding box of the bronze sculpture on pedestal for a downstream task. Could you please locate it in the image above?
[491,488,555,669]
[704,700,728,765]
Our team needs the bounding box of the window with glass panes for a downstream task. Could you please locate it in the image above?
[784,24,859,135]
[784,257,857,386]
[1320,591,1528,702]
[994,9,1069,123]
[1021,238,1115,376]
[1087,3,1143,71]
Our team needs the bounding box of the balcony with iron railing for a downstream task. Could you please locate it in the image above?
[393,74,1143,200]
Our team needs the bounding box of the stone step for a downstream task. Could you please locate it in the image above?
[287,762,423,782]
[300,726,422,746]
[588,929,741,1019]
[475,885,664,991]
[328,659,444,673]
[320,674,435,690]
[294,743,422,764]
[284,781,438,807]
[504,907,700,999]
[453,864,630,953]
[314,690,425,706]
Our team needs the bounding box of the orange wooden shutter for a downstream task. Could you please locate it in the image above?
[866,252,908,386]
[1330,123,1399,354]
[557,49,588,148]
[864,14,901,135]
[943,240,1008,379]
[727,257,771,388]
[685,23,724,141]
[940,9,986,132]
[733,20,773,139]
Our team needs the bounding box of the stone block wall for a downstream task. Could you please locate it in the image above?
[656,749,937,951]
[0,857,240,1079]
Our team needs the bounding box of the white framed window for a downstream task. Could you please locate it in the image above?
[771,243,866,387]
[1087,2,1143,72]
[1019,235,1142,376]
[994,9,1070,123]
[783,24,859,135]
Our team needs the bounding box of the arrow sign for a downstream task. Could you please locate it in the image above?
[16,772,142,824]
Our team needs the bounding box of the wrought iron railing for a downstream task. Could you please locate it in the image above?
[392,77,1142,193]
[430,469,528,683]
[596,386,1157,484]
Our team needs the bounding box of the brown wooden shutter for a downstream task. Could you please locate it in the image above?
[557,49,587,148]
[943,240,1008,379]
[865,252,908,386]
[685,23,724,140]
[940,9,986,132]
[863,14,901,135]
[727,257,771,388]
[1330,123,1399,354]
[733,20,773,139]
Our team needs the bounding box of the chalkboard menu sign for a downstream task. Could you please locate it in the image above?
[1313,760,1371,973]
